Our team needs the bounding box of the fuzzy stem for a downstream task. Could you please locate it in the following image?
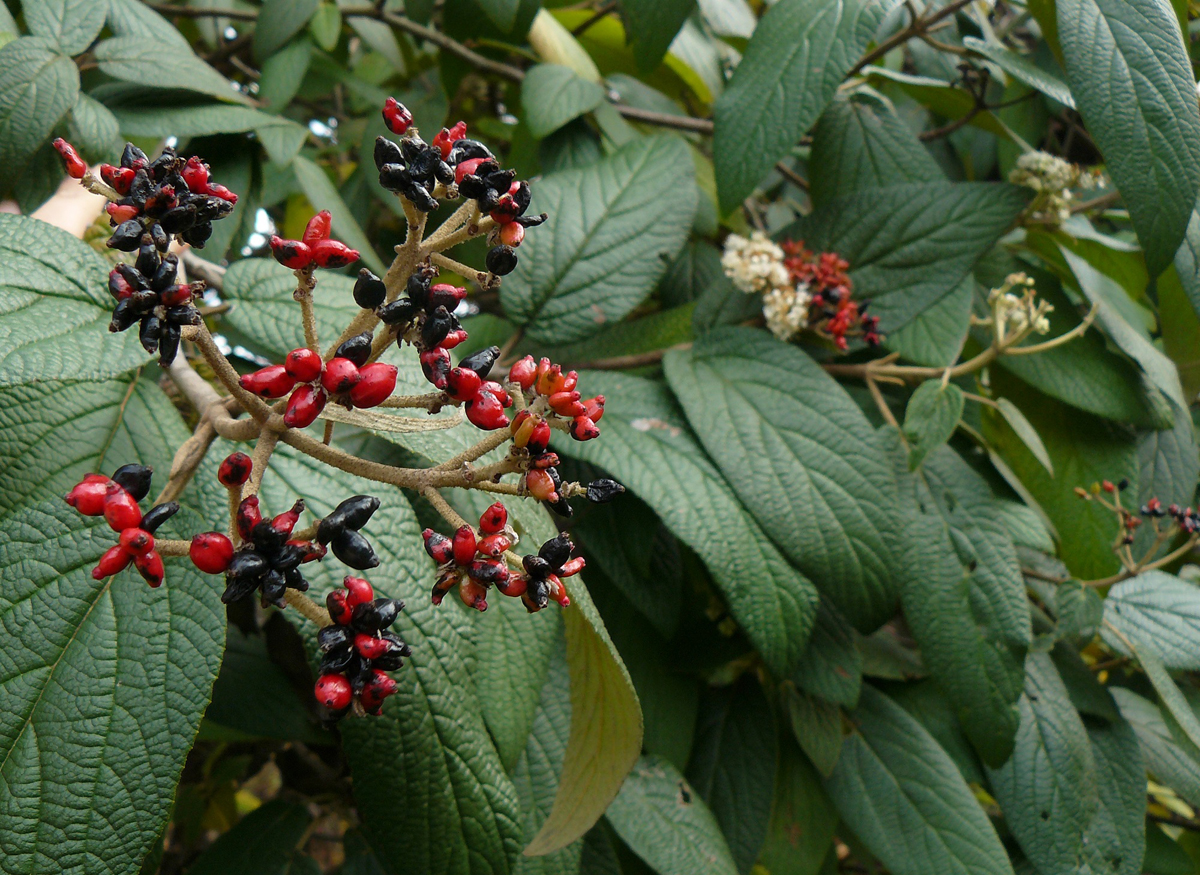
[286,589,332,627]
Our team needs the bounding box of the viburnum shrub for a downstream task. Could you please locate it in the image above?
[9,1,1200,874]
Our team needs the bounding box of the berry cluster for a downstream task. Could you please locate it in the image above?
[373,265,470,360]
[208,496,326,605]
[269,210,360,270]
[424,501,518,611]
[781,240,880,349]
[512,533,584,613]
[239,335,398,429]
[108,244,203,367]
[65,464,178,587]
[317,576,408,718]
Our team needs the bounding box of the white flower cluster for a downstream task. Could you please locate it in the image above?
[721,231,811,339]
[1008,151,1102,225]
[987,272,1051,337]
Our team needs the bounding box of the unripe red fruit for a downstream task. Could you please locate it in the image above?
[181,156,209,192]
[66,477,112,516]
[440,328,469,350]
[315,673,353,710]
[270,236,312,269]
[240,365,297,399]
[569,416,600,441]
[237,496,262,540]
[327,591,353,625]
[549,390,584,417]
[349,363,397,409]
[465,391,509,430]
[477,533,512,557]
[432,121,467,159]
[421,347,452,389]
[452,526,477,566]
[582,395,605,422]
[119,527,155,555]
[527,420,552,455]
[499,222,525,247]
[93,545,132,580]
[272,500,304,536]
[136,550,165,587]
[446,367,482,402]
[382,97,413,135]
[207,183,237,204]
[355,633,390,659]
[107,203,140,224]
[526,470,557,501]
[560,556,586,577]
[423,529,454,564]
[218,452,253,487]
[496,575,527,597]
[190,532,235,573]
[479,502,507,534]
[284,347,323,382]
[459,579,488,611]
[428,284,467,311]
[303,210,332,245]
[52,138,86,179]
[284,385,327,428]
[311,239,359,269]
[344,576,375,607]
[322,357,361,395]
[160,284,193,307]
[456,157,487,184]
[547,574,570,607]
[481,381,511,408]
[104,485,142,531]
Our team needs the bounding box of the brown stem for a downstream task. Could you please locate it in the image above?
[848,0,975,75]
[286,589,333,627]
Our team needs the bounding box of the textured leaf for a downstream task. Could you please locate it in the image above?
[619,0,697,72]
[1134,644,1200,765]
[25,0,106,55]
[0,37,79,188]
[825,685,1013,875]
[94,35,246,104]
[187,801,313,875]
[1080,718,1146,875]
[0,214,147,385]
[993,398,1053,475]
[560,371,819,675]
[713,0,902,211]
[887,680,984,786]
[1113,687,1200,807]
[664,328,899,631]
[903,381,963,470]
[687,677,777,874]
[962,36,1074,107]
[67,92,120,162]
[105,0,190,46]
[255,0,322,60]
[1103,571,1200,670]
[808,90,942,208]
[501,135,697,343]
[521,64,605,138]
[291,155,386,274]
[782,684,844,778]
[112,104,307,163]
[791,598,862,707]
[756,733,838,875]
[788,182,1030,331]
[1057,0,1200,275]
[607,754,739,875]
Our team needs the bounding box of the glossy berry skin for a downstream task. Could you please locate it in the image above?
[190,532,235,574]
[586,479,625,503]
[284,347,323,382]
[270,236,312,269]
[315,674,353,710]
[119,528,154,555]
[345,576,375,607]
[135,551,165,587]
[104,485,143,531]
[66,475,112,516]
[218,452,253,487]
[240,365,297,399]
[311,239,360,269]
[465,391,509,430]
[284,385,327,428]
[479,502,507,534]
[423,529,454,564]
[355,633,391,660]
[452,526,477,566]
[420,348,451,389]
[353,269,387,309]
[446,367,482,402]
[303,210,332,245]
[112,463,153,501]
[476,534,512,557]
[525,469,557,502]
[459,579,488,611]
[508,356,536,389]
[93,545,132,580]
[499,222,525,247]
[382,97,413,135]
[327,591,353,625]
[322,357,361,394]
[349,363,397,408]
[336,333,373,368]
[52,138,86,179]
[486,245,518,276]
[570,416,600,441]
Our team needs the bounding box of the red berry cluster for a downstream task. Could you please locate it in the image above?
[239,334,398,429]
[108,244,203,367]
[317,576,408,718]
[269,210,360,270]
[780,240,880,349]
[65,464,179,587]
[424,501,517,611]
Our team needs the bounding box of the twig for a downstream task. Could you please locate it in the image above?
[572,0,618,36]
[849,0,976,75]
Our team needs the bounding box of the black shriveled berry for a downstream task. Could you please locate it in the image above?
[317,495,380,543]
[378,297,419,326]
[331,528,380,569]
[538,533,573,569]
[374,136,404,171]
[112,463,153,500]
[421,306,456,349]
[109,221,144,251]
[336,333,374,368]
[447,139,493,165]
[486,245,518,276]
[459,345,500,379]
[354,268,387,310]
[586,479,625,503]
[140,501,179,533]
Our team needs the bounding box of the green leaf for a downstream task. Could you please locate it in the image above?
[24,0,106,55]
[713,0,902,212]
[559,371,819,676]
[782,684,844,778]
[501,135,697,344]
[111,103,308,165]
[94,35,247,104]
[1103,571,1200,670]
[1057,0,1200,275]
[255,0,321,60]
[825,686,1013,875]
[884,277,972,368]
[962,36,1074,107]
[619,0,697,73]
[291,154,386,274]
[259,37,314,113]
[788,182,1030,331]
[1144,822,1196,875]
[217,257,360,360]
[188,801,313,875]
[1172,209,1200,319]
[664,327,900,631]
[1114,687,1200,808]
[0,214,149,385]
[607,754,739,875]
[521,64,606,139]
[687,676,777,873]
[887,680,984,786]
[67,92,120,162]
[0,36,78,188]
[308,2,342,51]
[1081,717,1147,875]
[105,0,190,46]
[993,398,1053,475]
[1134,644,1200,763]
[808,90,942,208]
[903,381,964,470]
[475,0,523,32]
[756,732,838,875]
[791,598,862,708]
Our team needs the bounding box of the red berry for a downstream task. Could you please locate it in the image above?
[237,495,262,540]
[439,329,468,350]
[559,556,586,577]
[119,527,155,555]
[465,391,509,430]
[452,525,478,566]
[481,381,511,408]
[92,545,132,580]
[496,574,528,597]
[420,347,452,389]
[349,363,397,408]
[207,183,238,204]
[344,576,375,607]
[458,578,488,611]
[432,121,467,159]
[284,385,327,428]
[455,157,487,185]
[160,284,193,307]
[190,532,234,573]
[303,210,332,245]
[382,97,413,135]
[287,539,326,562]
[322,357,361,395]
[284,347,323,382]
[526,470,557,501]
[547,574,570,607]
[428,284,467,310]
[65,476,112,516]
[476,533,512,557]
[311,239,360,269]
[103,484,142,531]
[359,669,399,713]
[52,138,86,179]
[106,203,140,224]
[315,673,353,710]
[446,367,482,402]
[272,500,304,536]
[218,452,253,487]
[269,236,312,269]
[499,222,525,247]
[135,550,165,587]
[527,420,552,455]
[239,364,297,399]
[181,156,210,192]
[548,390,584,417]
[102,164,135,194]
[569,415,600,441]
[479,502,507,535]
[582,395,605,422]
[327,591,353,625]
[1102,480,1115,493]
[534,358,555,395]
[423,529,455,564]
[355,633,390,659]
